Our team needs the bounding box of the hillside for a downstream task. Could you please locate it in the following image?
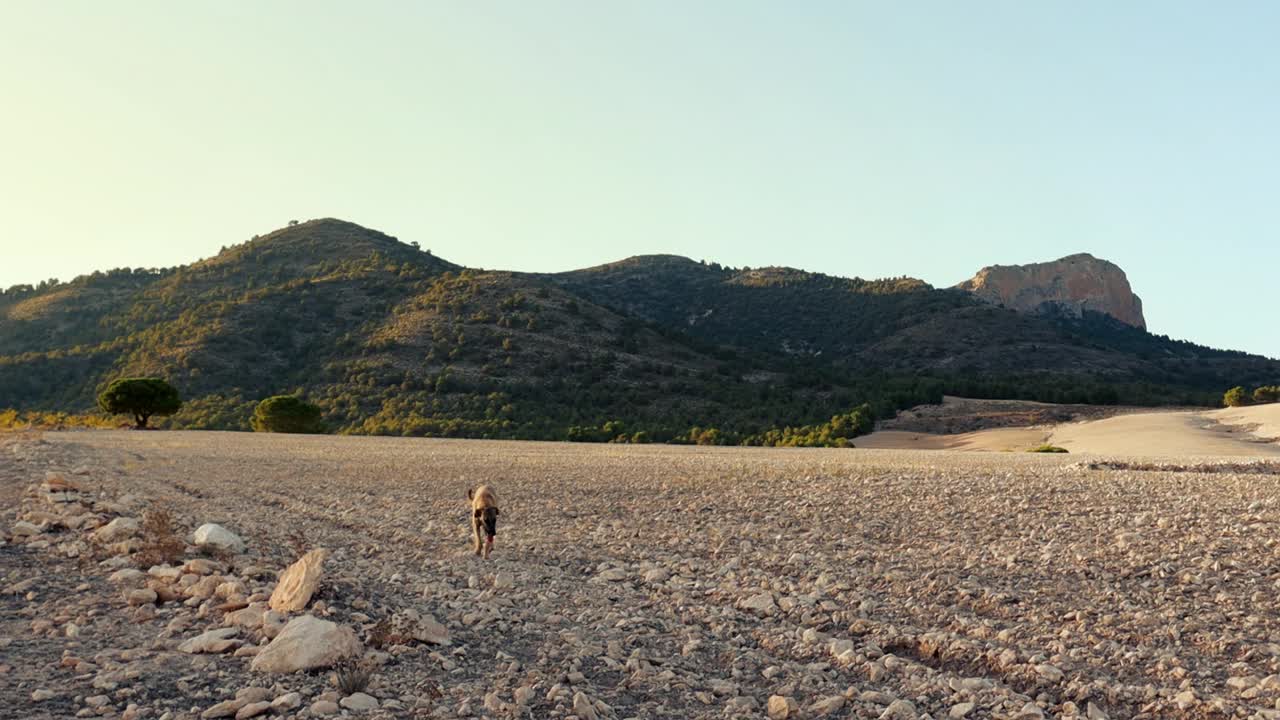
[1,219,1277,441]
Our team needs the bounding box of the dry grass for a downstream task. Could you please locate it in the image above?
[134,505,186,568]
[333,658,374,695]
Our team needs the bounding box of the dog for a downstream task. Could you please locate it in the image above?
[467,485,499,559]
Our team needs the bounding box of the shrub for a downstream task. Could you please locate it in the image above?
[134,506,185,568]
[1224,386,1251,408]
[1029,445,1069,453]
[98,378,182,429]
[1253,386,1280,404]
[252,395,325,433]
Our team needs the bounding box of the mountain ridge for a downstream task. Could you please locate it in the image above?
[1,219,1275,440]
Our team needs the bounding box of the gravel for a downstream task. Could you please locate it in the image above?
[5,429,1280,718]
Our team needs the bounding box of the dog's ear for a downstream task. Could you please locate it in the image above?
[466,487,474,500]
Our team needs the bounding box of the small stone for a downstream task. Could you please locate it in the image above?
[572,692,599,720]
[950,702,975,718]
[493,572,514,590]
[809,695,845,716]
[340,693,379,711]
[93,517,140,542]
[880,699,918,720]
[767,694,798,719]
[739,592,777,616]
[178,627,241,654]
[126,588,158,606]
[234,701,271,720]
[32,689,55,701]
[109,568,146,584]
[595,568,627,583]
[309,700,339,716]
[235,688,272,704]
[12,521,45,537]
[270,693,301,711]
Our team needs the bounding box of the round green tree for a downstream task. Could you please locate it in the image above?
[252,395,325,433]
[98,378,182,429]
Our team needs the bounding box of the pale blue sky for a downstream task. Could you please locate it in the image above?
[2,2,1277,358]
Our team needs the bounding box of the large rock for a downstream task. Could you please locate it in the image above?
[268,549,327,612]
[249,615,361,673]
[956,253,1145,328]
[193,524,246,554]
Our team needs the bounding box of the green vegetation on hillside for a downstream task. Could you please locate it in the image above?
[3,219,1279,444]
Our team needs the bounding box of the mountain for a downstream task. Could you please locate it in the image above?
[1,219,1276,442]
[956,253,1146,329]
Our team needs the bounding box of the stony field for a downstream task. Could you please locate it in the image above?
[5,430,1280,720]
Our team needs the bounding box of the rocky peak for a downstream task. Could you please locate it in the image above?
[956,253,1146,329]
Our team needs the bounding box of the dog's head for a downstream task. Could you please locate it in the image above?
[475,506,499,538]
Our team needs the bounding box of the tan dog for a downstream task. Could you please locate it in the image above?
[467,485,499,559]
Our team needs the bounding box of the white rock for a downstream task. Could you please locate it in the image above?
[249,615,361,673]
[93,517,140,542]
[192,524,245,554]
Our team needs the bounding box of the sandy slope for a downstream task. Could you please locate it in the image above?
[863,403,1280,457]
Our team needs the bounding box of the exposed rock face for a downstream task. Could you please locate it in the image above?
[956,253,1145,329]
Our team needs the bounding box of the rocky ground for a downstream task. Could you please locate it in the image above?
[5,431,1280,720]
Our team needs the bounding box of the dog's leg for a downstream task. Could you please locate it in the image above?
[473,518,483,556]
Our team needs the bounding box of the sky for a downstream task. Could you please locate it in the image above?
[2,2,1278,358]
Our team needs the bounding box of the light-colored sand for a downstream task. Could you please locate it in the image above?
[857,427,1050,452]
[864,402,1280,457]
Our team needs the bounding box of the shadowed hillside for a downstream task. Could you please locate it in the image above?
[1,219,1277,441]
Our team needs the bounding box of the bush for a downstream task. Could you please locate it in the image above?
[1253,386,1280,404]
[1029,445,1069,453]
[252,395,325,433]
[98,378,182,429]
[1224,386,1251,408]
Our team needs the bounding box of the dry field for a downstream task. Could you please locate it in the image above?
[5,431,1280,720]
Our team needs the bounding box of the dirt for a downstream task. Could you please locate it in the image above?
[5,430,1280,719]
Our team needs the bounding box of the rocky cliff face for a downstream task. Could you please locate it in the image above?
[956,253,1146,329]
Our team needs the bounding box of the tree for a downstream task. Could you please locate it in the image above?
[1223,386,1251,408]
[98,378,182,429]
[252,395,325,433]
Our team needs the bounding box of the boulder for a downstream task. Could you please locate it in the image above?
[249,615,361,673]
[192,524,245,554]
[268,548,327,612]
